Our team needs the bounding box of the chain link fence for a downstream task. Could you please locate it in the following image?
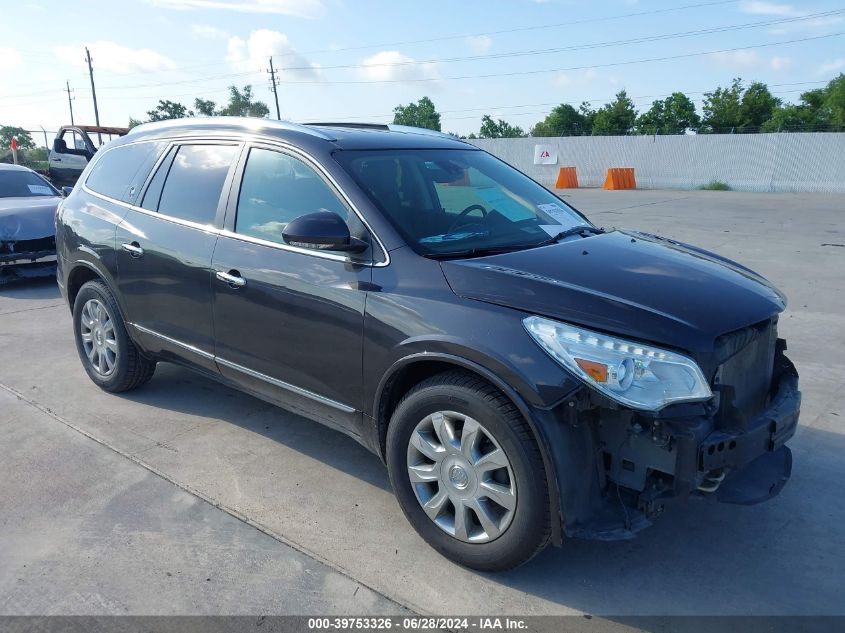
[470,133,845,193]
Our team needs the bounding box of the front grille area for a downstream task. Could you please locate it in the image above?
[0,236,56,255]
[713,318,778,423]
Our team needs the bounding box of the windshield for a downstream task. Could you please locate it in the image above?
[0,170,59,199]
[334,149,588,256]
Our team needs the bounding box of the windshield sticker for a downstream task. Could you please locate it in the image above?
[474,187,534,221]
[27,184,54,195]
[539,224,567,237]
[537,203,573,224]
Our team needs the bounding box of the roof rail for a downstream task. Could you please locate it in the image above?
[127,116,336,140]
[305,122,389,130]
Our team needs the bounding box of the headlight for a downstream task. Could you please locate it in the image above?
[523,316,712,411]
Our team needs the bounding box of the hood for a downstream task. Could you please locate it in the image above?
[439,230,785,353]
[0,196,61,241]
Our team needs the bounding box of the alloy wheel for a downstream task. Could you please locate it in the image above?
[79,298,118,376]
[406,411,516,543]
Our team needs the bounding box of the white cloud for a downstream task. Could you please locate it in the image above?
[149,0,324,18]
[55,41,176,74]
[464,35,492,54]
[710,50,759,67]
[0,47,22,72]
[357,51,439,83]
[817,58,845,75]
[770,56,791,70]
[739,1,797,16]
[191,24,229,39]
[226,29,320,80]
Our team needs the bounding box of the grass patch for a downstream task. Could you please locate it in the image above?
[699,180,731,191]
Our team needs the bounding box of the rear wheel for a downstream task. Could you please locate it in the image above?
[72,280,156,392]
[386,370,551,571]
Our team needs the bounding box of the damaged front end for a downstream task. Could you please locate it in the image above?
[542,317,800,541]
[0,235,58,283]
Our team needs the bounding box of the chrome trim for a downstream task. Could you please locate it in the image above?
[128,323,356,414]
[81,136,390,267]
[129,322,214,360]
[215,270,246,287]
[121,242,144,257]
[215,357,356,413]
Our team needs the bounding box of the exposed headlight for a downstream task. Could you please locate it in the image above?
[523,316,712,411]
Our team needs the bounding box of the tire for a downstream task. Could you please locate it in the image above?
[386,369,551,571]
[72,279,156,392]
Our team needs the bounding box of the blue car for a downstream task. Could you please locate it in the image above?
[0,163,64,283]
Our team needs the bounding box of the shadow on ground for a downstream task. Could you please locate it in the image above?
[122,361,844,617]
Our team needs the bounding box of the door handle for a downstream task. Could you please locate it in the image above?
[52,157,62,162]
[121,242,143,258]
[215,270,246,289]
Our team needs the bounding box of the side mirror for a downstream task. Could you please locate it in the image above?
[61,186,73,197]
[282,211,368,253]
[53,138,67,154]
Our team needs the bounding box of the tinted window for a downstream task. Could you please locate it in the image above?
[335,149,585,256]
[141,147,174,211]
[157,144,238,224]
[0,169,59,198]
[86,141,165,202]
[235,148,348,244]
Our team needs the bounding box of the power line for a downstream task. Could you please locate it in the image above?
[272,9,845,73]
[275,32,844,84]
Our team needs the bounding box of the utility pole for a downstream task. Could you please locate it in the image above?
[85,47,102,143]
[63,80,75,125]
[267,57,281,120]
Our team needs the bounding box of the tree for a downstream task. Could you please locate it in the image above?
[392,96,441,131]
[194,98,217,117]
[636,92,700,135]
[0,125,36,150]
[478,115,524,138]
[739,82,780,132]
[530,103,591,137]
[146,100,193,122]
[591,90,637,135]
[218,85,269,118]
[128,117,144,129]
[702,78,744,133]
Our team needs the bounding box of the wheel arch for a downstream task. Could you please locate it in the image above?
[373,352,563,544]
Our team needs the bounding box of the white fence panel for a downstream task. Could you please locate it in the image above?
[470,133,845,193]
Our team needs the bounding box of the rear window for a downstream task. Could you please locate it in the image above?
[85,141,165,203]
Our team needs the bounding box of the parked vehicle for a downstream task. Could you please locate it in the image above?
[48,125,129,188]
[0,164,64,283]
[56,118,800,571]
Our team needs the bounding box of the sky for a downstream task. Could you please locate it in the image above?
[2,0,844,139]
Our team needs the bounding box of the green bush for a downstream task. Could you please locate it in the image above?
[698,180,731,191]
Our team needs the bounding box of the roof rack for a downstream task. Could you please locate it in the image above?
[127,117,336,141]
[305,122,389,130]
[305,122,467,143]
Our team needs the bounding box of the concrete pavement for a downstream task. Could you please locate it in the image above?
[0,190,843,617]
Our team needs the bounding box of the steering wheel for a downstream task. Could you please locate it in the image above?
[447,204,488,234]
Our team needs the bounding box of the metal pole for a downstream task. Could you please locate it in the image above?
[85,47,102,144]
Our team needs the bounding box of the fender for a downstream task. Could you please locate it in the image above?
[374,350,566,545]
[65,256,128,321]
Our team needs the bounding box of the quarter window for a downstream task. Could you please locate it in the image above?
[85,141,165,203]
[235,148,348,244]
[156,144,238,224]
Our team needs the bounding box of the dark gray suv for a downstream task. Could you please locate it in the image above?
[56,118,800,571]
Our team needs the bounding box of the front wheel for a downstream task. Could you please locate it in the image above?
[386,370,551,571]
[72,280,156,392]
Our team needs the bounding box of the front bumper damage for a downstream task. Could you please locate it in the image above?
[544,339,800,542]
[0,236,57,283]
